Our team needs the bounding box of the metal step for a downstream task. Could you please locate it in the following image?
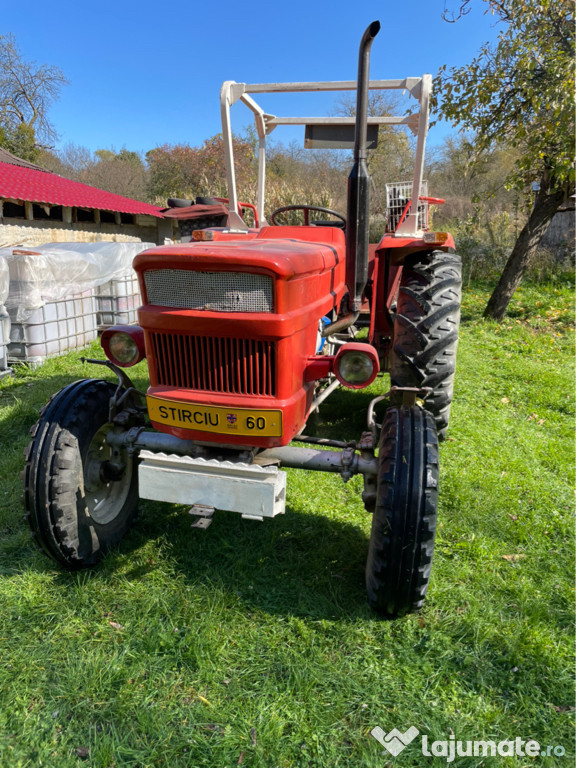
[188,504,215,529]
[138,451,286,520]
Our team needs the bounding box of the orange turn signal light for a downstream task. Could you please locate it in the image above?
[423,231,449,245]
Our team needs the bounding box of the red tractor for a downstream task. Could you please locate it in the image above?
[24,22,461,617]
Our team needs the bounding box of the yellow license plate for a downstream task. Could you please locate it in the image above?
[146,396,282,437]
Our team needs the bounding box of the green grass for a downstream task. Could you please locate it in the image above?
[0,280,574,768]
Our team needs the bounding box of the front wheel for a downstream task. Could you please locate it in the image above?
[365,406,439,618]
[24,379,139,568]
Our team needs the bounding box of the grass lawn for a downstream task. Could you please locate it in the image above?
[0,280,574,768]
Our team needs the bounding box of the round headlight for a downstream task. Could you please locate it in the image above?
[108,332,139,364]
[337,351,374,384]
[333,343,379,389]
[101,326,145,367]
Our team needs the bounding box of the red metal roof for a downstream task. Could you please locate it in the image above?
[0,160,164,218]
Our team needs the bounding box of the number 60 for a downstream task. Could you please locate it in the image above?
[246,416,265,430]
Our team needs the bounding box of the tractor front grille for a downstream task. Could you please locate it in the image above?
[150,332,276,396]
[144,269,274,313]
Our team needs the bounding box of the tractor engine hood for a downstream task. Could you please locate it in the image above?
[133,232,345,286]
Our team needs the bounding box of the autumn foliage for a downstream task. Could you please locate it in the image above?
[146,135,257,205]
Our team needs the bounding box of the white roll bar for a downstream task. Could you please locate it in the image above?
[219,75,432,235]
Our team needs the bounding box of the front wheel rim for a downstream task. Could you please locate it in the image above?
[84,425,133,525]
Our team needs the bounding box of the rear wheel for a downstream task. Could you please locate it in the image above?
[390,250,461,439]
[365,406,439,618]
[24,379,138,568]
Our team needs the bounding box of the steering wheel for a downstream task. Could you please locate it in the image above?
[269,204,346,228]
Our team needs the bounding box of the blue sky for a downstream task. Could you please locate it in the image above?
[3,1,500,155]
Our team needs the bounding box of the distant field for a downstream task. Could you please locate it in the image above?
[0,280,573,768]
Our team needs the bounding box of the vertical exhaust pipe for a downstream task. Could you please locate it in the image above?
[345,20,380,312]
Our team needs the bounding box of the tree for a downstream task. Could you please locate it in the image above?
[41,144,149,201]
[436,0,574,320]
[40,144,149,200]
[335,92,414,213]
[428,135,519,220]
[0,123,40,163]
[89,148,148,199]
[267,141,347,211]
[40,142,94,178]
[0,34,68,159]
[146,135,257,205]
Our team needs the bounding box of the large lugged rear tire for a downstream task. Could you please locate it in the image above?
[365,406,439,618]
[390,250,461,440]
[24,379,138,568]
